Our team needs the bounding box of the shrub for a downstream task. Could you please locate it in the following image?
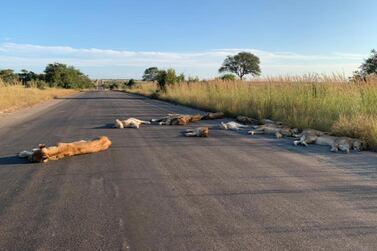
[126,79,136,88]
[156,70,168,91]
[220,73,236,81]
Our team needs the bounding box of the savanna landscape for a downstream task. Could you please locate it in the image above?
[1,1,377,250]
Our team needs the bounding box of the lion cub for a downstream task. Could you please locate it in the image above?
[115,118,151,128]
[184,127,209,137]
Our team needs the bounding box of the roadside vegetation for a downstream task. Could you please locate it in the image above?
[127,50,377,149]
[0,62,93,114]
[0,79,77,114]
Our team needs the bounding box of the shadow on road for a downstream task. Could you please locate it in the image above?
[91,123,116,129]
[55,97,145,100]
[0,155,30,165]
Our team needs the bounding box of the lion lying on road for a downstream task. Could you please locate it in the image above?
[115,118,151,128]
[220,121,249,130]
[184,127,209,137]
[202,112,224,120]
[19,136,112,163]
[293,130,364,153]
[248,124,299,138]
[151,114,202,125]
[236,115,258,125]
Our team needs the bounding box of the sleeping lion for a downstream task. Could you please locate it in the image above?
[151,113,202,126]
[19,136,112,163]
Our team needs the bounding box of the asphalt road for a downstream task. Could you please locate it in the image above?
[1,90,377,251]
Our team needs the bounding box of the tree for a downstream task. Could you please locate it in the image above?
[219,52,261,79]
[18,69,38,86]
[166,68,177,84]
[143,67,159,81]
[44,63,94,89]
[154,68,185,91]
[126,79,136,88]
[176,73,185,82]
[156,70,168,91]
[220,73,236,81]
[0,69,18,83]
[360,49,377,76]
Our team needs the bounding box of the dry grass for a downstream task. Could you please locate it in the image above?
[128,75,377,149]
[0,80,77,114]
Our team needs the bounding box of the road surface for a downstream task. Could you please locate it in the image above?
[1,90,377,250]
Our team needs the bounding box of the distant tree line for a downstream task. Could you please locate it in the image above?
[0,63,94,89]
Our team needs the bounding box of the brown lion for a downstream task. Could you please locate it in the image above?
[184,127,209,137]
[151,113,202,126]
[19,136,112,163]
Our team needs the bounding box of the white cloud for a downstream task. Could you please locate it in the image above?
[0,42,366,79]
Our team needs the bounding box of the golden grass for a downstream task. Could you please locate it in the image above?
[128,75,377,149]
[0,81,77,114]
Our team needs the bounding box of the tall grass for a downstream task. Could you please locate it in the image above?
[128,75,377,148]
[0,79,77,114]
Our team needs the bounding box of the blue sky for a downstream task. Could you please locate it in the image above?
[1,0,376,79]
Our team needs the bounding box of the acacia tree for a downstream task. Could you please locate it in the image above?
[142,67,159,81]
[219,52,261,80]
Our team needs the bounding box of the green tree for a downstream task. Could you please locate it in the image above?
[219,52,261,80]
[156,70,168,91]
[176,73,185,82]
[360,49,377,76]
[44,63,94,89]
[126,79,136,88]
[166,68,177,84]
[18,69,38,86]
[0,69,18,83]
[143,67,159,81]
[220,73,236,81]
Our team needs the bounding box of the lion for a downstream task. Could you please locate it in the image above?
[293,132,365,153]
[220,121,249,130]
[18,136,112,163]
[201,112,224,120]
[236,115,258,125]
[259,119,283,126]
[330,137,365,153]
[293,129,328,146]
[151,113,202,126]
[184,127,209,137]
[115,118,151,129]
[248,124,299,139]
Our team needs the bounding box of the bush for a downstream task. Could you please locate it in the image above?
[0,69,19,84]
[28,79,48,89]
[126,79,136,88]
[156,70,168,91]
[220,73,236,81]
[109,82,119,90]
[188,76,200,82]
[166,69,177,84]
